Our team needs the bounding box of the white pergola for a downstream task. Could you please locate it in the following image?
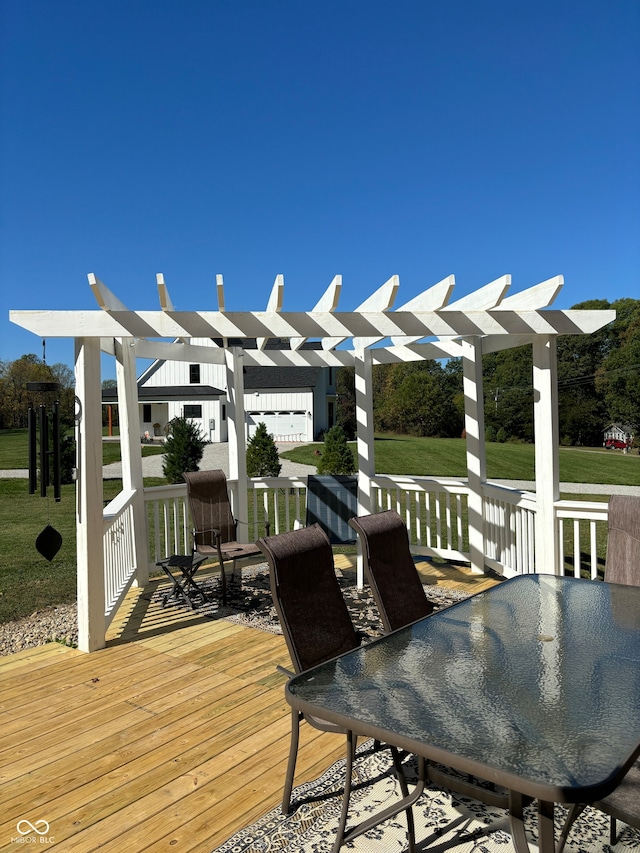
[11,272,615,651]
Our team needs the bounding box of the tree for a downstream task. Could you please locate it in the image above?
[374,362,462,437]
[317,424,356,475]
[162,417,207,483]
[246,422,282,477]
[335,367,356,439]
[596,299,640,431]
[0,354,74,430]
[483,345,534,442]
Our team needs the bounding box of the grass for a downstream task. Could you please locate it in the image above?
[280,435,640,486]
[0,428,165,469]
[1,431,636,626]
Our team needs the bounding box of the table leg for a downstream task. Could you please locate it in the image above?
[509,792,555,853]
[538,800,555,852]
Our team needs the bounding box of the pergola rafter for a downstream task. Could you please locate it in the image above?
[9,272,616,652]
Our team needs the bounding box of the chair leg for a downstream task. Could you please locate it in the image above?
[219,560,227,606]
[282,709,301,814]
[333,729,356,853]
[610,816,617,846]
[556,802,588,853]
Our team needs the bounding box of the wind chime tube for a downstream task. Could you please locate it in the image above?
[52,401,61,502]
[28,405,37,495]
[39,404,48,497]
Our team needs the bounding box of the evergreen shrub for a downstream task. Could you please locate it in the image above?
[317,424,356,475]
[246,422,282,477]
[162,417,207,483]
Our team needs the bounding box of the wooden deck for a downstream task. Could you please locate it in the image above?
[0,557,499,853]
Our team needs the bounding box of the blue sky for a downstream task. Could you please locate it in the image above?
[1,0,638,376]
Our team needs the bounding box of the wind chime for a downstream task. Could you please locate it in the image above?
[27,376,64,562]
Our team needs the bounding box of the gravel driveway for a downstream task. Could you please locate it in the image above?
[102,441,317,479]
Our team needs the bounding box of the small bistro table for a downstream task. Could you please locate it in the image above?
[286,574,640,852]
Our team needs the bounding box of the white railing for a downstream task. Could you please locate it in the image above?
[102,477,615,604]
[370,475,471,562]
[103,489,137,627]
[483,483,537,577]
[556,499,609,579]
[144,482,192,566]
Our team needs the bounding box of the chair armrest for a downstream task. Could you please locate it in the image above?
[276,664,295,679]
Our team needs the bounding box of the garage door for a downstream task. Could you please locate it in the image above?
[247,411,307,441]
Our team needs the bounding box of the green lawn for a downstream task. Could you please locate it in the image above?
[0,429,165,468]
[281,435,640,486]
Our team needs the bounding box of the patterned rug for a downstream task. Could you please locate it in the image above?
[214,742,639,852]
[152,562,470,638]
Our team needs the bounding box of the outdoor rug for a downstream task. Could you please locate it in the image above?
[153,562,470,638]
[214,741,639,852]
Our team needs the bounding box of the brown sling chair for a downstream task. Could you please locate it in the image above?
[256,523,418,851]
[348,509,511,810]
[183,469,262,606]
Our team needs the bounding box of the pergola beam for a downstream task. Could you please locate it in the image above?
[10,307,616,341]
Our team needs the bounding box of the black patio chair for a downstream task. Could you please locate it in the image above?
[256,523,418,850]
[183,469,263,606]
[348,509,434,632]
[349,509,511,810]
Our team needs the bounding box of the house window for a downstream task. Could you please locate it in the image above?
[184,405,202,419]
[189,364,201,384]
[222,405,226,421]
[143,404,152,423]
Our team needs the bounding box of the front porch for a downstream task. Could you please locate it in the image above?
[0,556,498,852]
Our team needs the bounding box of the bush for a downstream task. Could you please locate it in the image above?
[485,425,497,443]
[496,427,507,443]
[317,424,356,475]
[246,422,282,477]
[162,417,207,483]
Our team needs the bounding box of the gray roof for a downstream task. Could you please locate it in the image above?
[244,365,320,390]
[102,385,225,403]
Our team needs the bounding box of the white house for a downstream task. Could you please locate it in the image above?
[103,337,337,443]
[603,423,634,450]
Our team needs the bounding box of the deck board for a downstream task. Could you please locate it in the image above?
[0,556,499,852]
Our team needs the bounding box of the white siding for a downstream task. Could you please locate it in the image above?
[247,410,309,442]
[136,338,330,444]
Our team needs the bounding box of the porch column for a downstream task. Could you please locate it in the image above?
[533,335,560,574]
[75,337,105,652]
[225,346,249,541]
[115,337,148,584]
[354,347,374,587]
[461,336,487,575]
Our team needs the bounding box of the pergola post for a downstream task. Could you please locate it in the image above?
[75,337,106,652]
[354,348,375,587]
[533,335,560,574]
[225,346,249,541]
[462,336,487,575]
[114,337,148,584]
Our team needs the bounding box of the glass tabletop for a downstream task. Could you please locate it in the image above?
[287,574,640,802]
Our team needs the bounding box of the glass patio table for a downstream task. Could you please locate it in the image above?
[286,574,640,852]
